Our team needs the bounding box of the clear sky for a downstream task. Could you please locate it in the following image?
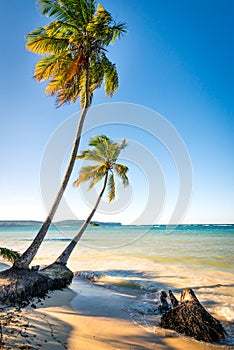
[0,0,233,224]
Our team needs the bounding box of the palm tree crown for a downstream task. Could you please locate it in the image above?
[26,0,126,107]
[74,135,129,201]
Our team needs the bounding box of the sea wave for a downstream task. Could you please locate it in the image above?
[75,271,159,291]
[75,271,234,346]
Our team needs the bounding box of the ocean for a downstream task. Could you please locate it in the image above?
[0,224,233,346]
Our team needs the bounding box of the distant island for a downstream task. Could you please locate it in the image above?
[0,220,43,227]
[90,221,99,226]
[0,220,122,227]
[54,220,122,227]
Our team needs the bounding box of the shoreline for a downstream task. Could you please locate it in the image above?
[1,272,233,349]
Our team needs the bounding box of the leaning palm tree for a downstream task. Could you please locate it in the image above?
[0,247,20,263]
[54,135,129,266]
[14,0,126,269]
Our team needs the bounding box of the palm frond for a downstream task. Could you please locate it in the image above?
[73,163,108,187]
[101,54,118,97]
[86,3,111,35]
[87,165,107,189]
[38,0,79,25]
[56,81,82,106]
[45,75,65,96]
[87,3,126,46]
[91,139,113,160]
[76,149,105,163]
[34,52,69,81]
[55,69,88,107]
[113,163,129,187]
[26,28,70,55]
[111,138,128,160]
[110,22,127,43]
[73,164,101,187]
[79,0,95,24]
[0,247,20,263]
[89,54,105,92]
[89,135,111,146]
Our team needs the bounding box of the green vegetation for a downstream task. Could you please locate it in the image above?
[0,247,20,263]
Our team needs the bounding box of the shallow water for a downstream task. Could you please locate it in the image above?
[0,224,233,346]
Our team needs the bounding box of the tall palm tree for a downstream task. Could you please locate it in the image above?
[0,247,20,263]
[14,0,126,269]
[54,135,129,266]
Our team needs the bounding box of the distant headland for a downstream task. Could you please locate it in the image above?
[0,220,122,227]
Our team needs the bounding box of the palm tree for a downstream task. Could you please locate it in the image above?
[14,0,126,269]
[0,247,20,263]
[54,135,129,266]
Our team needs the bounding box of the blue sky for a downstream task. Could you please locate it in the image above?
[0,0,233,224]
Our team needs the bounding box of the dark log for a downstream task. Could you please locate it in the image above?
[159,291,170,314]
[159,288,225,343]
[0,263,73,305]
[169,290,178,307]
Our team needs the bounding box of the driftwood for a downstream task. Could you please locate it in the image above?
[158,291,170,313]
[0,263,73,305]
[168,289,178,307]
[159,288,225,343]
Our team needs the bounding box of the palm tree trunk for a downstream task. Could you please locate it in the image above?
[55,172,108,265]
[14,66,90,270]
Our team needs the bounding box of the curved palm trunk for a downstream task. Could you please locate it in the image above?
[14,68,90,270]
[55,172,108,266]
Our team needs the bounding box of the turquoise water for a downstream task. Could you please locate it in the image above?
[0,224,234,345]
[1,224,233,271]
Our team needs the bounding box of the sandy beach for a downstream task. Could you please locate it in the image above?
[1,272,232,350]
